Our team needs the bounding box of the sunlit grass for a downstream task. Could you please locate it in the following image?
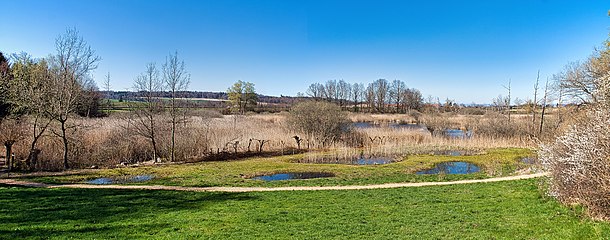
[0,179,607,239]
[24,148,534,187]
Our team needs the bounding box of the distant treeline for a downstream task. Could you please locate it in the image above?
[102,91,301,104]
[305,79,424,113]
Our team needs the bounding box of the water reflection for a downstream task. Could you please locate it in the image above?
[251,172,335,181]
[416,162,480,175]
[87,175,155,184]
[444,129,473,139]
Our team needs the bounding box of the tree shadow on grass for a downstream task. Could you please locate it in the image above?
[0,186,257,238]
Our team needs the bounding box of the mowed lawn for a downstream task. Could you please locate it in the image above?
[1,179,608,239]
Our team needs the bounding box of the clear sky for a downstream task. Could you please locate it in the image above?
[0,0,608,103]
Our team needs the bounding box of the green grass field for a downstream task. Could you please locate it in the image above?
[25,148,534,187]
[1,179,608,239]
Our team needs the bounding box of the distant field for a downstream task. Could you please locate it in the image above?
[159,97,229,102]
[1,179,607,239]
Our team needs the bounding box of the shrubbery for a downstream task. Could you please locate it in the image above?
[540,107,610,219]
[286,101,351,148]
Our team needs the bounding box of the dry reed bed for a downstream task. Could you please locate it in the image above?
[8,113,535,171]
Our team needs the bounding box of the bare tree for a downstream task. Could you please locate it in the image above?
[402,88,423,111]
[304,79,423,113]
[47,28,100,169]
[532,70,540,133]
[324,80,338,102]
[588,44,610,102]
[351,83,363,112]
[130,63,164,162]
[337,80,350,110]
[442,98,457,113]
[492,94,509,114]
[0,118,26,171]
[390,80,406,113]
[502,79,511,121]
[306,83,324,99]
[365,83,375,112]
[555,61,597,104]
[8,53,53,170]
[373,79,389,113]
[103,72,112,115]
[162,51,190,162]
[539,78,550,136]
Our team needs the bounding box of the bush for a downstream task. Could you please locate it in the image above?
[286,101,350,148]
[474,112,528,139]
[419,113,452,136]
[540,107,610,220]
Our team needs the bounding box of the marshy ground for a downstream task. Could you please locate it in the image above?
[11,148,535,188]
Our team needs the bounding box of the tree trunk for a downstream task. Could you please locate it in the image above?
[539,104,547,136]
[539,79,549,137]
[151,137,158,162]
[28,149,41,171]
[60,119,69,169]
[532,71,540,135]
[170,90,177,162]
[27,117,50,171]
[5,142,13,171]
[171,119,176,162]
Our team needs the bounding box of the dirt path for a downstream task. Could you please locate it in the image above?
[0,172,547,193]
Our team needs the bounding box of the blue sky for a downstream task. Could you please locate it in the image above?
[0,0,608,103]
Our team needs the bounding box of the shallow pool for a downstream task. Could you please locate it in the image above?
[416,162,480,175]
[251,172,335,181]
[87,175,155,184]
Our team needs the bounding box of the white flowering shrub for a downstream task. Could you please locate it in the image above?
[540,107,610,219]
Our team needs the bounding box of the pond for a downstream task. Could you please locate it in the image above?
[87,175,155,184]
[251,172,335,181]
[444,129,473,139]
[391,123,427,130]
[355,158,393,165]
[416,162,481,175]
[352,122,427,131]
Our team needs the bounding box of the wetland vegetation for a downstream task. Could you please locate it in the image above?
[1,2,610,239]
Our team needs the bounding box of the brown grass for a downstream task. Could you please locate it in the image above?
[6,112,539,171]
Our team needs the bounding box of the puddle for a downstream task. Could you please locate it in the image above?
[416,162,480,175]
[251,172,335,181]
[520,157,537,164]
[355,158,393,165]
[444,129,473,139]
[87,175,155,184]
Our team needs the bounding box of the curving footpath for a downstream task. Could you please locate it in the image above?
[0,172,548,193]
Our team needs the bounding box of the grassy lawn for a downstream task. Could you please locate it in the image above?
[23,148,535,187]
[0,179,608,239]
